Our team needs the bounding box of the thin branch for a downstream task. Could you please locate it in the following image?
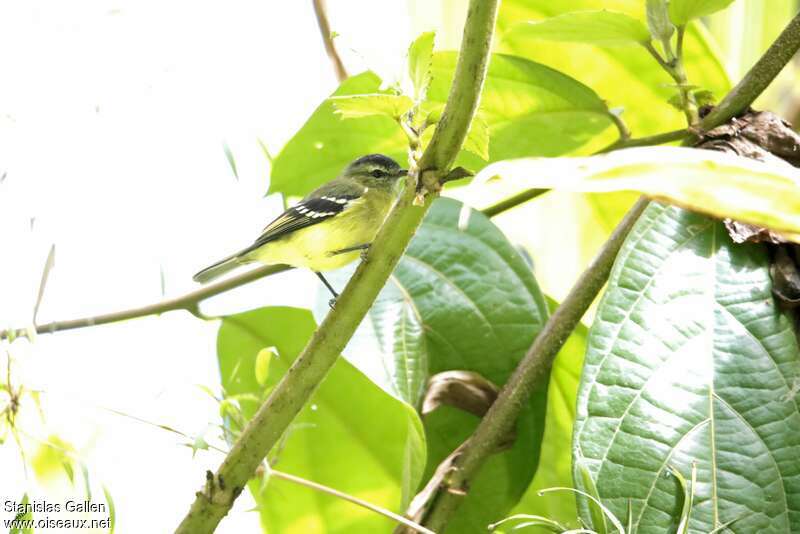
[420,197,651,532]
[607,110,631,141]
[481,189,549,218]
[595,128,690,154]
[175,1,500,532]
[0,264,290,341]
[701,11,800,129]
[312,0,348,83]
[270,471,435,534]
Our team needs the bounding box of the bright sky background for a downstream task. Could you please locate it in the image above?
[0,1,441,531]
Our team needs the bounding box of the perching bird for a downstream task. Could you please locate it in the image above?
[193,154,407,301]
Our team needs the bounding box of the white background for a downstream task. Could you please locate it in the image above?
[0,1,438,531]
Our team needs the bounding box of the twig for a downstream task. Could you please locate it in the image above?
[701,12,800,129]
[595,128,690,154]
[312,0,348,83]
[270,471,436,534]
[175,1,499,532]
[481,189,548,217]
[0,264,290,341]
[418,12,800,529]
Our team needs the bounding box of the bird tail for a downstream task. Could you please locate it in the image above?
[193,252,245,283]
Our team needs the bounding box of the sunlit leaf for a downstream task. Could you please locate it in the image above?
[270,54,612,196]
[477,147,800,243]
[498,1,730,139]
[331,94,414,120]
[505,10,651,46]
[408,31,436,101]
[103,485,116,534]
[646,0,674,42]
[217,307,426,531]
[254,346,277,387]
[9,494,33,534]
[669,0,736,25]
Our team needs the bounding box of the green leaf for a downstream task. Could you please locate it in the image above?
[314,198,550,532]
[429,52,612,166]
[408,31,436,101]
[646,0,675,42]
[505,10,651,46]
[331,94,414,120]
[254,346,276,387]
[222,142,239,182]
[498,1,730,139]
[509,300,587,526]
[9,494,33,534]
[477,146,800,243]
[269,54,612,196]
[269,72,407,197]
[217,307,426,531]
[103,485,116,534]
[574,203,800,532]
[669,0,736,25]
[463,113,490,160]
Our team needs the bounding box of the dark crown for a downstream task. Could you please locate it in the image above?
[347,154,401,172]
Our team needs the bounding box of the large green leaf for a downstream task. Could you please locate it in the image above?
[498,0,730,138]
[217,307,426,532]
[314,198,550,532]
[669,0,736,25]
[509,301,588,526]
[506,10,651,46]
[477,146,800,243]
[574,203,800,532]
[270,52,612,197]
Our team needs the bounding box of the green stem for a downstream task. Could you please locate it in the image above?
[701,11,800,129]
[421,197,651,532]
[0,265,290,341]
[481,189,549,217]
[174,1,500,532]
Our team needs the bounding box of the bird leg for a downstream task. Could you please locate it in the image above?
[330,243,371,261]
[315,272,339,309]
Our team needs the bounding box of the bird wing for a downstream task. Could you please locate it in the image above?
[250,193,361,249]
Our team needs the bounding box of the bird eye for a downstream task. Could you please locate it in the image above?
[370,169,386,178]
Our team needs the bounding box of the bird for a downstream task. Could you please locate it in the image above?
[193,154,407,303]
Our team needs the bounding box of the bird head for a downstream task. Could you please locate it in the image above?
[342,154,407,189]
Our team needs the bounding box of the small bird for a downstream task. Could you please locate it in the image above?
[193,154,407,302]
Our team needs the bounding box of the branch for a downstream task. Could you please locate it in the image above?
[418,13,800,529]
[175,1,500,532]
[312,0,348,83]
[701,12,800,129]
[0,265,290,341]
[419,197,650,531]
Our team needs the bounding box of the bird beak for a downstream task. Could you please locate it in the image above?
[398,169,408,176]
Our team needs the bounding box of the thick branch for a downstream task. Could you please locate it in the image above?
[174,1,500,532]
[420,197,650,531]
[312,0,348,83]
[701,12,800,129]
